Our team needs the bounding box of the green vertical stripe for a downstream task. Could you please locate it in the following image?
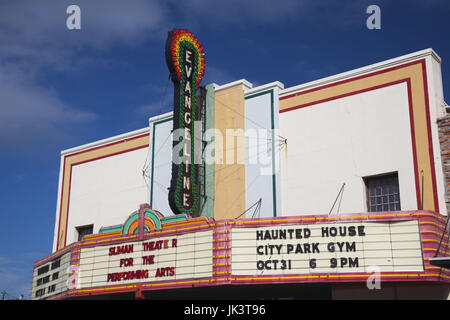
[270,90,277,217]
[201,83,216,218]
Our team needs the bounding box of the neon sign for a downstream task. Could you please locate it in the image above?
[165,29,205,215]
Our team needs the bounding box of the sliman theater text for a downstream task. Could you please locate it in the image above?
[107,238,178,282]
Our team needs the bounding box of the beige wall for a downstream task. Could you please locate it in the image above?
[214,84,246,220]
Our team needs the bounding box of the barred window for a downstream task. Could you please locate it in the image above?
[364,173,401,212]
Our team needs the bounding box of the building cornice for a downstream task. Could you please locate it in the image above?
[280,48,441,98]
[61,127,149,156]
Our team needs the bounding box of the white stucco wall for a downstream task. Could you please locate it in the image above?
[52,128,150,251]
[279,82,417,216]
[66,147,149,244]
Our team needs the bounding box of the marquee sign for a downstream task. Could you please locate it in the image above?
[165,29,205,216]
[31,252,71,300]
[77,230,213,289]
[231,220,425,276]
[31,211,449,300]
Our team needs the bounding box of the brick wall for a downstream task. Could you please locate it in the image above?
[437,114,450,214]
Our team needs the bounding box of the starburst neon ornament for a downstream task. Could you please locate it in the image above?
[166,29,205,88]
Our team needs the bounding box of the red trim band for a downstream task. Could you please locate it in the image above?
[56,133,150,250]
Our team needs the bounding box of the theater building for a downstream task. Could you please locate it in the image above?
[32,43,450,299]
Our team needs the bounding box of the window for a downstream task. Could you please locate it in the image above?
[42,275,50,284]
[35,288,45,298]
[76,224,93,241]
[37,265,49,276]
[51,259,60,270]
[48,284,56,294]
[364,173,401,212]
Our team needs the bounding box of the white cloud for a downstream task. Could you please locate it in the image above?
[166,0,308,26]
[203,66,238,86]
[0,1,170,63]
[0,1,171,149]
[1,0,408,149]
[136,102,167,117]
[0,253,41,300]
[134,65,239,119]
[136,85,173,118]
[0,63,97,148]
[164,0,376,30]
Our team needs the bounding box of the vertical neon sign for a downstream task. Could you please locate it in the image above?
[165,29,205,215]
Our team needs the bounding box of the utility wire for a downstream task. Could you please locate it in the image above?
[1,290,24,300]
[434,214,450,257]
[251,198,262,219]
[328,183,346,215]
[152,129,173,161]
[223,173,261,217]
[235,198,262,220]
[155,74,171,117]
[146,129,284,205]
[145,87,287,219]
[213,95,287,141]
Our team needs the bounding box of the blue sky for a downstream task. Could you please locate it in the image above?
[0,0,449,299]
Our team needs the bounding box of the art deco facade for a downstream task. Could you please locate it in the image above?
[32,48,449,300]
